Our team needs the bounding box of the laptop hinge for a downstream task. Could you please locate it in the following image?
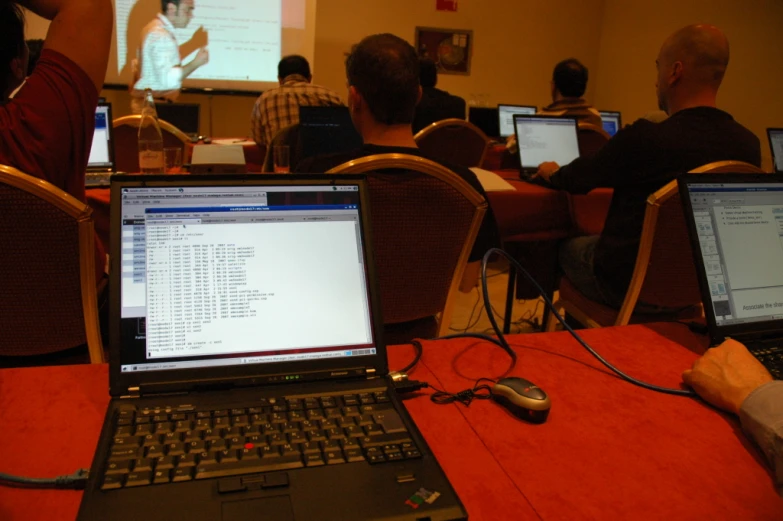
[121,386,141,399]
[366,368,377,379]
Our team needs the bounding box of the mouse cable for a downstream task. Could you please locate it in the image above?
[483,248,695,397]
[0,469,89,489]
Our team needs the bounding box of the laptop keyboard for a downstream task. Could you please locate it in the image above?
[101,391,421,490]
[86,172,112,187]
[752,345,783,380]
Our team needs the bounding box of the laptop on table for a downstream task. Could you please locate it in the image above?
[468,106,500,139]
[85,102,117,187]
[767,128,783,172]
[77,175,466,521]
[156,102,201,140]
[298,106,362,161]
[497,104,537,139]
[679,174,783,379]
[512,114,580,177]
[598,110,622,137]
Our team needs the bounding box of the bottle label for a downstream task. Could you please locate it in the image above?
[139,151,164,171]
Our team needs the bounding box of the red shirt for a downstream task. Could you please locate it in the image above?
[0,49,105,282]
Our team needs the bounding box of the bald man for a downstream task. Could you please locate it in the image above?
[534,24,761,310]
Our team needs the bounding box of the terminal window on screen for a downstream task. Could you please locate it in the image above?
[690,186,783,325]
[516,120,579,168]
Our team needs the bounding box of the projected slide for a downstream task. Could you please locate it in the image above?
[110,0,315,92]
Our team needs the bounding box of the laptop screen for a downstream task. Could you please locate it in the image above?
[684,180,783,327]
[497,104,536,138]
[155,103,200,137]
[768,129,783,172]
[468,107,499,138]
[117,182,376,374]
[513,115,580,169]
[599,111,622,137]
[88,103,113,169]
[298,106,362,160]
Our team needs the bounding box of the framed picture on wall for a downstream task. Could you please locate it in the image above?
[415,27,473,75]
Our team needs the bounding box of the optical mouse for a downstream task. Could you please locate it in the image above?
[492,377,551,424]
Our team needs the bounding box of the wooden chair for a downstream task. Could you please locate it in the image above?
[112,115,191,173]
[577,122,611,158]
[546,160,765,330]
[414,118,490,168]
[0,165,104,363]
[327,154,487,343]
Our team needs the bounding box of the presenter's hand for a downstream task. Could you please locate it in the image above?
[194,48,210,68]
[682,339,773,414]
[535,162,560,182]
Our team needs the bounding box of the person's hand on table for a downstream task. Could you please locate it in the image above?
[534,162,560,183]
[682,339,774,414]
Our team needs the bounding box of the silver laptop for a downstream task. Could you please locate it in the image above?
[497,104,536,138]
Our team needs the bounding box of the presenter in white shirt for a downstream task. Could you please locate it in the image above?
[131,0,208,113]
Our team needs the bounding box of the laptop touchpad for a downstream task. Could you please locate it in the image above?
[222,496,295,521]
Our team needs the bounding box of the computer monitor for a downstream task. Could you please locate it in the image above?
[767,128,783,172]
[468,107,500,139]
[497,104,537,138]
[298,106,362,160]
[87,102,115,172]
[599,110,622,137]
[512,115,580,172]
[155,102,201,137]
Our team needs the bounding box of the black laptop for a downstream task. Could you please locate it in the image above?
[85,102,117,187]
[156,102,201,139]
[298,106,362,161]
[767,128,783,172]
[468,106,499,139]
[679,174,783,379]
[512,114,580,176]
[76,175,466,521]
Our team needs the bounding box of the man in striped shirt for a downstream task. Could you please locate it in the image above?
[251,55,343,146]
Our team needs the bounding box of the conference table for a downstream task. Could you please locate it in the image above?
[2,324,781,520]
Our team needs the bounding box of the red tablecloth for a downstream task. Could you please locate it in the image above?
[2,325,781,520]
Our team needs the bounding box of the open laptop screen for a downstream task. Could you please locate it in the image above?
[298,106,362,160]
[117,183,375,374]
[599,110,622,137]
[88,103,113,169]
[497,104,536,138]
[683,180,783,328]
[155,103,201,137]
[513,115,580,169]
[768,129,783,172]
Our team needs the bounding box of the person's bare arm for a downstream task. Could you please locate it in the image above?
[18,0,113,92]
[180,48,209,79]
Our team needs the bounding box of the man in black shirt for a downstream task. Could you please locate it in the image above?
[412,57,466,134]
[534,24,761,307]
[296,33,499,263]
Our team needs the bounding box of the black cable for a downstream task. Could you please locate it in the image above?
[483,248,695,397]
[397,339,424,375]
[0,469,89,489]
[430,378,496,406]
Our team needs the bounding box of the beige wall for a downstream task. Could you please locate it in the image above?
[593,0,783,171]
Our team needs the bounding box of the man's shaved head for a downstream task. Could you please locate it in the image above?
[656,24,730,114]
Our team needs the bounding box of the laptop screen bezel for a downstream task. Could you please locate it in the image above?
[155,102,201,137]
[497,104,537,138]
[87,102,115,172]
[678,173,783,343]
[108,174,388,397]
[767,128,783,173]
[512,114,579,170]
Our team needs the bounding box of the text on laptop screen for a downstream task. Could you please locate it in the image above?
[599,111,621,137]
[498,105,536,138]
[89,105,112,168]
[687,182,783,326]
[118,184,375,373]
[770,130,783,172]
[514,116,580,168]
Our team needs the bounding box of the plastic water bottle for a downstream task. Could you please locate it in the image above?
[138,89,164,174]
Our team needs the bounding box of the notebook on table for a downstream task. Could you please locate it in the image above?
[76,174,466,521]
[679,174,783,379]
[767,128,783,172]
[85,102,117,187]
[512,114,580,176]
[598,110,622,137]
[497,104,536,138]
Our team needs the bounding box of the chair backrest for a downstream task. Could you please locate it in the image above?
[326,154,487,338]
[112,115,190,173]
[0,165,104,362]
[262,124,302,172]
[616,160,765,324]
[577,122,611,158]
[414,118,490,168]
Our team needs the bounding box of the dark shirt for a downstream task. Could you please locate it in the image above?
[413,87,467,134]
[296,144,500,262]
[549,106,761,295]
